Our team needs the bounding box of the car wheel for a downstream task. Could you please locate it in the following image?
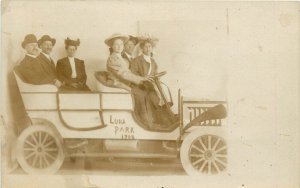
[16,125,64,174]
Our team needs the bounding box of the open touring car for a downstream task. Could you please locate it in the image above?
[13,70,228,176]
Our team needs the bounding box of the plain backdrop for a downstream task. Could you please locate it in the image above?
[1,1,299,188]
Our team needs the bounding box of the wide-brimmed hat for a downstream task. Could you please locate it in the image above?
[104,33,129,47]
[21,34,38,48]
[38,35,56,47]
[65,37,80,47]
[126,35,139,45]
[138,35,159,48]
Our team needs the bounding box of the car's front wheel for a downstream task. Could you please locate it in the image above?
[180,128,227,176]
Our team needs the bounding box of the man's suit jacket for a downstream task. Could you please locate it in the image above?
[37,53,57,78]
[16,55,56,85]
[56,57,87,85]
[130,55,158,77]
[107,53,144,90]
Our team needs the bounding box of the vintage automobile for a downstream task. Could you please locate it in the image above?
[13,70,228,176]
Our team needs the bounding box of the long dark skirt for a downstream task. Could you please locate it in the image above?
[131,85,177,130]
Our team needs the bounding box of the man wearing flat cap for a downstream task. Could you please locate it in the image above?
[122,35,139,66]
[37,35,62,87]
[16,34,60,86]
[56,38,90,91]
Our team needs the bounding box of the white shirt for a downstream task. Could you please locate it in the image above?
[41,52,51,62]
[143,54,152,75]
[68,57,77,78]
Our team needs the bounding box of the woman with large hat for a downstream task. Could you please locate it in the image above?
[104,33,164,130]
[56,37,90,91]
[105,33,147,91]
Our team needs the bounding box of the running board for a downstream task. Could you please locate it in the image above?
[66,152,178,159]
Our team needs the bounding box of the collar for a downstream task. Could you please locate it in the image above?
[143,54,152,64]
[26,54,37,58]
[68,56,75,61]
[41,52,51,59]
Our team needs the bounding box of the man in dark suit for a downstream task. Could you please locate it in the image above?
[16,34,60,86]
[56,38,90,91]
[121,35,138,66]
[37,35,62,87]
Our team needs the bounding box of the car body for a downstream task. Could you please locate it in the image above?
[14,70,228,176]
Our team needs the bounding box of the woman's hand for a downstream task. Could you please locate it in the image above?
[144,75,154,82]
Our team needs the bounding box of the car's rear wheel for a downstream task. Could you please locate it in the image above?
[16,125,64,174]
[180,128,227,176]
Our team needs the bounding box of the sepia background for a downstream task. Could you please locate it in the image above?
[1,1,299,188]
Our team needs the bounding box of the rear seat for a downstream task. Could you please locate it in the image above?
[14,68,57,93]
[94,71,129,93]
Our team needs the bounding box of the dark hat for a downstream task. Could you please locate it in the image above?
[21,34,38,48]
[104,33,129,47]
[38,35,56,47]
[127,35,139,45]
[65,37,80,47]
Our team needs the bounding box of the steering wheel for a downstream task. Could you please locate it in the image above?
[151,71,167,79]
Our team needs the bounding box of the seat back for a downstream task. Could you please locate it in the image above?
[14,68,58,111]
[13,68,57,93]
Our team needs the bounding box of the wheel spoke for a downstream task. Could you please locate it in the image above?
[25,151,36,160]
[208,136,211,150]
[44,139,55,148]
[215,154,227,158]
[212,138,221,150]
[208,161,212,174]
[199,160,208,172]
[44,148,58,152]
[215,145,227,153]
[191,145,205,153]
[32,154,38,167]
[192,157,205,166]
[45,152,56,161]
[24,147,35,151]
[212,160,220,173]
[198,137,207,150]
[39,155,42,168]
[25,140,36,148]
[41,134,49,145]
[42,154,50,166]
[215,158,227,167]
[38,132,42,144]
[190,154,204,158]
[30,134,38,145]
